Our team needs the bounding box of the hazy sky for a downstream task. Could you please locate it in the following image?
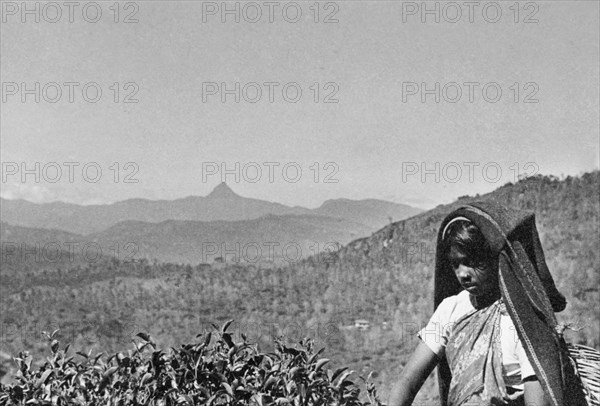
[1,1,598,209]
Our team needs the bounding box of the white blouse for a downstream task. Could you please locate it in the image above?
[418,290,535,390]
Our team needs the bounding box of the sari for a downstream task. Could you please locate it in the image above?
[445,300,524,406]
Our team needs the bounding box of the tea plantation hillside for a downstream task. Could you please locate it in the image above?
[1,172,598,404]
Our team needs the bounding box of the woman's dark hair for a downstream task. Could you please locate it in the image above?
[444,220,495,265]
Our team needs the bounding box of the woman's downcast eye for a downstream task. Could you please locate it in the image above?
[450,259,462,270]
[451,258,485,270]
[468,259,485,268]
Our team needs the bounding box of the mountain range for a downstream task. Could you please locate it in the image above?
[0,183,422,264]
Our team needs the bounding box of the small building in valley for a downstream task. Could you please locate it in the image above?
[354,319,370,330]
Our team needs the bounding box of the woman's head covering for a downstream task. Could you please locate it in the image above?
[434,201,585,406]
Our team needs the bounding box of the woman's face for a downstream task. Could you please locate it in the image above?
[449,244,498,297]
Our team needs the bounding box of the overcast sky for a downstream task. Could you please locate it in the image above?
[1,1,598,209]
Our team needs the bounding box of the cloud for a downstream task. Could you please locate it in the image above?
[0,182,109,205]
[0,182,53,203]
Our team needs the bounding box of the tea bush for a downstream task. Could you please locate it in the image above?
[0,321,385,406]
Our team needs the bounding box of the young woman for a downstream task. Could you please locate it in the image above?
[388,202,587,406]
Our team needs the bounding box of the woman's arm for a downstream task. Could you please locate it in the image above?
[523,377,551,406]
[388,341,439,406]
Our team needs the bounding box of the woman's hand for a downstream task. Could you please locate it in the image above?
[388,341,439,406]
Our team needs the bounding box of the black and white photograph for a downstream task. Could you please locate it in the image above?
[1,1,599,405]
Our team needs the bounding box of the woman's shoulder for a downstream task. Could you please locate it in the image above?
[438,289,472,309]
[435,290,475,321]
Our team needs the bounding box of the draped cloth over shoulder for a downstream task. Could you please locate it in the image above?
[433,201,586,406]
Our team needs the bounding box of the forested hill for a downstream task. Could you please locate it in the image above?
[337,173,595,271]
[1,172,598,403]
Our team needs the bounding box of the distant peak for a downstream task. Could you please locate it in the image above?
[207,182,238,199]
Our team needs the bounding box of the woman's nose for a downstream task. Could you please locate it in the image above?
[455,265,472,281]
